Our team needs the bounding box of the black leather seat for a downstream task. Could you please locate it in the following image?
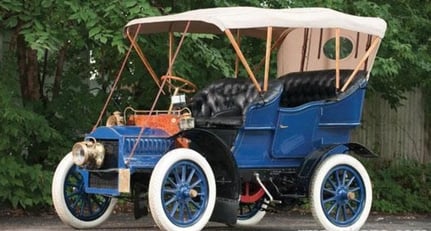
[189,78,282,128]
[277,69,367,107]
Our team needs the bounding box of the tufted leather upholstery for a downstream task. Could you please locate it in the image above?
[189,78,282,127]
[278,69,367,107]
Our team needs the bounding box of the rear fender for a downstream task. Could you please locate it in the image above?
[297,143,377,193]
[174,128,240,225]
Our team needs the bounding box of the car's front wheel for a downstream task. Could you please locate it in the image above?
[148,148,216,231]
[52,153,117,229]
[310,154,372,231]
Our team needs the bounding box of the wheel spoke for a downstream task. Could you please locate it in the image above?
[342,205,347,221]
[70,197,80,209]
[163,188,177,194]
[185,200,193,219]
[173,167,181,183]
[190,179,202,188]
[66,191,80,199]
[352,198,361,204]
[181,165,186,182]
[178,202,185,221]
[350,187,361,192]
[239,203,244,215]
[86,197,94,215]
[186,169,196,184]
[90,195,103,211]
[335,170,341,186]
[164,195,177,206]
[342,170,347,186]
[335,204,342,221]
[169,201,180,217]
[327,201,337,214]
[328,179,337,190]
[189,198,201,210]
[323,187,336,195]
[244,183,250,196]
[347,202,357,214]
[323,196,336,204]
[346,176,356,187]
[167,177,177,187]
[79,199,86,217]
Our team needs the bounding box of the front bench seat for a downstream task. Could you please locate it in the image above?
[189,78,282,128]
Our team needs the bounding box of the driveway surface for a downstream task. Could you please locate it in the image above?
[0,211,429,231]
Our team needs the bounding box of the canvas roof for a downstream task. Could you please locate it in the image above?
[124,7,387,39]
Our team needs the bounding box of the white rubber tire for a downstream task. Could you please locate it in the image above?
[52,153,117,229]
[236,200,267,226]
[310,154,372,231]
[148,148,216,231]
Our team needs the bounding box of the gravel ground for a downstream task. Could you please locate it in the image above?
[0,211,429,231]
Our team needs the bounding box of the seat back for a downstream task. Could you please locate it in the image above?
[277,69,367,107]
[189,78,259,118]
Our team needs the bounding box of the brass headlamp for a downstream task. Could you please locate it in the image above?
[72,138,105,169]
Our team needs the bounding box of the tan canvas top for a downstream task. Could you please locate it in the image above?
[124,7,387,38]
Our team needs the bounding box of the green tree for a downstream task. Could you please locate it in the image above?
[1,0,430,211]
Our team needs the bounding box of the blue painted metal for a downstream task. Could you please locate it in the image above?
[86,126,174,170]
[233,81,367,169]
[320,165,366,226]
[161,160,210,227]
[297,144,349,179]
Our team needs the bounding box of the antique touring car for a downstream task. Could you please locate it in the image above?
[52,7,387,231]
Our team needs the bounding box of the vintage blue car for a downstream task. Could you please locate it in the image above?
[52,7,387,231]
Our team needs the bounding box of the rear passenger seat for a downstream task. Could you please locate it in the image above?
[277,69,367,107]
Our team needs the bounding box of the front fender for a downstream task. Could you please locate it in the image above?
[174,128,240,225]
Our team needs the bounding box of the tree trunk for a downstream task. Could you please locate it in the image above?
[16,34,40,104]
[52,46,67,98]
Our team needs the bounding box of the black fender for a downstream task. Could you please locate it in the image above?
[297,142,377,194]
[174,128,240,225]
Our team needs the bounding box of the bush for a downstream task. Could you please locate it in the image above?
[0,156,52,209]
[366,160,431,213]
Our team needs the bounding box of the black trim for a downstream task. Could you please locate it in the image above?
[174,128,240,224]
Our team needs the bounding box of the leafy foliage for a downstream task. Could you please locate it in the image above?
[366,160,431,213]
[0,0,430,212]
[0,54,61,209]
[0,156,52,209]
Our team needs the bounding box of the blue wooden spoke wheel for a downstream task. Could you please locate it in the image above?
[52,153,117,229]
[310,154,372,231]
[149,148,216,231]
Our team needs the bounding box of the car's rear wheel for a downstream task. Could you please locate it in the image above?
[52,153,117,229]
[148,148,216,231]
[236,181,267,226]
[310,154,372,231]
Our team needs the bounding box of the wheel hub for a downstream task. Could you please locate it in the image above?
[177,185,191,200]
[336,187,350,204]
